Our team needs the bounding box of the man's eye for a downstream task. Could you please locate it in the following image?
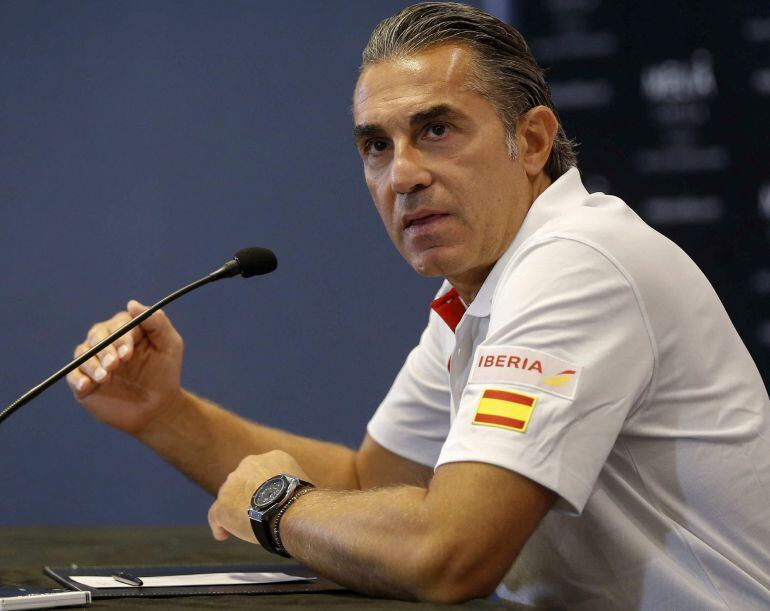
[424,123,448,139]
[365,139,389,154]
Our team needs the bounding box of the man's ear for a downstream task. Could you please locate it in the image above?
[516,105,558,177]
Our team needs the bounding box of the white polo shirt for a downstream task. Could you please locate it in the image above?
[367,168,770,609]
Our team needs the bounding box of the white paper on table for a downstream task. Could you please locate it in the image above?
[71,571,315,589]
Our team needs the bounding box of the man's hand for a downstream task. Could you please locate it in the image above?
[66,300,185,435]
[208,450,313,544]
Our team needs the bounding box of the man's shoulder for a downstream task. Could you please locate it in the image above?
[511,191,687,288]
[486,190,707,332]
[537,191,655,249]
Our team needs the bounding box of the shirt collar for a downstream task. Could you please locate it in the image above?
[431,167,588,330]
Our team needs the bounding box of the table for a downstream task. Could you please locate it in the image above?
[0,527,513,609]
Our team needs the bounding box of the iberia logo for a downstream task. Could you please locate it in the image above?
[470,346,582,400]
[477,354,543,373]
[542,370,577,387]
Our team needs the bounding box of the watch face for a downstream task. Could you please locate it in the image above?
[253,476,287,508]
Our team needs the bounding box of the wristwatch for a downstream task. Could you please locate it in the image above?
[247,474,315,557]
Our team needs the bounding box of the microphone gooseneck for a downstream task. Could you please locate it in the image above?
[0,247,277,425]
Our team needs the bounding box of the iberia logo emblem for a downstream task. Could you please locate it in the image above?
[473,389,538,433]
[469,346,582,400]
[542,370,577,387]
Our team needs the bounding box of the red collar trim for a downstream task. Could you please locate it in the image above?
[430,288,466,333]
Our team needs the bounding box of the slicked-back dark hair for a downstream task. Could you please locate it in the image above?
[361,2,577,179]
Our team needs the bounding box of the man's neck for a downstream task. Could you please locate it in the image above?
[449,264,494,305]
[448,172,553,305]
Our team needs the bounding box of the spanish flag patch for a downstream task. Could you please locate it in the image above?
[472,389,538,433]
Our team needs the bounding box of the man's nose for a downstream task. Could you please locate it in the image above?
[390,143,432,195]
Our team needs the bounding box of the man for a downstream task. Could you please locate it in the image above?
[67,3,769,607]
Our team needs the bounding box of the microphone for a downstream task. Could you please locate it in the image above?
[209,247,277,280]
[0,247,277,425]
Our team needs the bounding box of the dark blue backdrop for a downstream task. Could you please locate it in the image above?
[2,0,765,528]
[1,0,499,525]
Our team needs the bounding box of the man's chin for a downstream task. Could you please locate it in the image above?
[412,264,444,278]
[407,248,460,278]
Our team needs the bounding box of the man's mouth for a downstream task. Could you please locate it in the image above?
[402,211,450,230]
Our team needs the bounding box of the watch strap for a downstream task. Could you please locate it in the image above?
[251,518,278,554]
[249,508,280,553]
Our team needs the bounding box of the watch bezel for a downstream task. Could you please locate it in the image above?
[251,475,290,510]
[249,474,302,520]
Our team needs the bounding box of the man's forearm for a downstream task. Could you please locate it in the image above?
[277,484,500,604]
[136,389,359,495]
[280,485,442,601]
[207,459,553,603]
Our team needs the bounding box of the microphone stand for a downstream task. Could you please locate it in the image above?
[0,246,276,426]
[0,274,217,425]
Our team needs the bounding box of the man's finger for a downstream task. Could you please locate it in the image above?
[105,311,136,362]
[85,323,121,372]
[73,342,111,384]
[207,503,231,542]
[66,368,94,398]
[96,345,119,371]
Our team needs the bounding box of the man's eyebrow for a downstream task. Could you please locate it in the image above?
[408,104,462,127]
[352,104,465,141]
[352,123,384,140]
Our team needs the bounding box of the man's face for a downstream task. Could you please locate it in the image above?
[353,44,532,292]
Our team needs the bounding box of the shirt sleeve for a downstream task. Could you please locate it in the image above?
[367,308,452,468]
[436,237,655,514]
